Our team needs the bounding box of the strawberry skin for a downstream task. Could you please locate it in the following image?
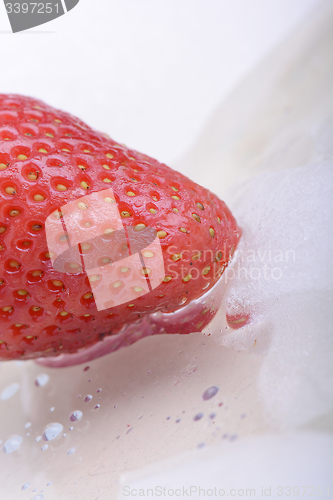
[37,299,221,368]
[0,94,241,361]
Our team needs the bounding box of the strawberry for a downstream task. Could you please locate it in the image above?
[0,94,241,361]
[37,298,220,368]
[226,313,250,330]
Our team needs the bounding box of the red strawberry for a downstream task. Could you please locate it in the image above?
[37,298,221,368]
[0,94,241,361]
[226,313,250,330]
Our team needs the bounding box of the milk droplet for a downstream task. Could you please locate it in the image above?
[50,406,55,412]
[0,382,20,401]
[67,447,75,455]
[35,374,50,387]
[35,435,42,442]
[32,495,43,500]
[69,410,82,422]
[202,386,219,400]
[41,444,49,451]
[94,404,100,409]
[193,412,204,421]
[42,422,63,441]
[47,482,52,486]
[3,435,23,453]
[21,483,30,490]
[25,422,31,429]
[84,394,92,402]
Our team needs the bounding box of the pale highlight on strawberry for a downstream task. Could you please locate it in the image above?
[0,94,241,361]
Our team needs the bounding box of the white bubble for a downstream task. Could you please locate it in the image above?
[69,410,82,422]
[202,386,219,400]
[0,382,20,401]
[21,482,30,490]
[3,435,23,453]
[67,447,75,455]
[42,422,63,442]
[35,373,50,387]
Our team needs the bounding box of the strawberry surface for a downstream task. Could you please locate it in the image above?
[0,94,241,361]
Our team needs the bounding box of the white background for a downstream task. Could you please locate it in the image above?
[0,0,320,164]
